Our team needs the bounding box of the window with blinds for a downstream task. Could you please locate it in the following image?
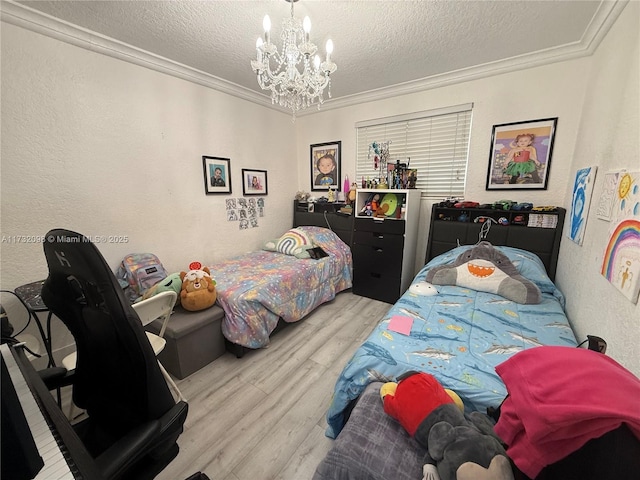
[355,103,473,198]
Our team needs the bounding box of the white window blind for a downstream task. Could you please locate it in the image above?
[355,104,473,198]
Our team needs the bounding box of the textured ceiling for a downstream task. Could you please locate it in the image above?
[10,0,621,110]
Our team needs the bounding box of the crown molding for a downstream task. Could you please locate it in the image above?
[2,0,627,118]
[0,0,278,109]
[306,0,629,115]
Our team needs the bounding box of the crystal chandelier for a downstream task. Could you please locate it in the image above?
[251,0,337,118]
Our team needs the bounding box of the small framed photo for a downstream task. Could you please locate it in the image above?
[486,117,558,190]
[203,156,232,194]
[242,169,268,195]
[311,141,341,191]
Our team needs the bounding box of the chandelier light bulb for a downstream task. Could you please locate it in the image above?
[255,37,263,63]
[325,39,334,61]
[263,14,271,44]
[303,16,311,42]
[314,55,321,70]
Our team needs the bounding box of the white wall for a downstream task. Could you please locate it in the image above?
[294,49,590,277]
[294,3,639,376]
[555,1,639,376]
[1,23,296,363]
[1,23,299,278]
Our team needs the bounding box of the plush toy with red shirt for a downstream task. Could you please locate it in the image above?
[380,371,513,480]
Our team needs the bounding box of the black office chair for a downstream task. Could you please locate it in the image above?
[41,229,188,480]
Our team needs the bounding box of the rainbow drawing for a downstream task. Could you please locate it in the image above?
[601,218,640,303]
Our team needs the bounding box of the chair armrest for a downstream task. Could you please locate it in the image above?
[39,366,74,389]
[96,421,161,479]
[95,402,188,479]
[158,401,189,436]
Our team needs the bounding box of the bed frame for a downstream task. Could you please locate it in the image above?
[292,200,354,247]
[425,206,566,280]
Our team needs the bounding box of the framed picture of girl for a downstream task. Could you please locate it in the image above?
[486,118,558,190]
[310,141,341,192]
[241,169,268,195]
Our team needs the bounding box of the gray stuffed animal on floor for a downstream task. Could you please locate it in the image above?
[416,403,514,480]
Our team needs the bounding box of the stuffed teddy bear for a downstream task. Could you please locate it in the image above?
[179,262,217,312]
[380,372,513,480]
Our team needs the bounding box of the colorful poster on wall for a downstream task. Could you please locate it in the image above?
[600,171,640,303]
[568,166,597,245]
[596,171,622,221]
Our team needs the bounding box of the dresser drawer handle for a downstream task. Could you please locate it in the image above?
[370,272,381,278]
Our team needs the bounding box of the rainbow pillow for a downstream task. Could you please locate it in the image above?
[263,228,314,258]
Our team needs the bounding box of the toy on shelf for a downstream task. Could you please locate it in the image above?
[295,191,310,201]
[512,202,533,211]
[492,200,516,210]
[454,201,479,208]
[359,193,381,217]
[348,183,357,205]
[327,186,336,203]
[436,197,463,208]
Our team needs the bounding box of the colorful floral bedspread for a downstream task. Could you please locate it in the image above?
[208,227,352,349]
[325,245,577,439]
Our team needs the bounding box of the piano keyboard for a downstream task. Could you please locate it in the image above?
[0,344,74,480]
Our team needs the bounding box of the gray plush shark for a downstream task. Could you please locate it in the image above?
[425,242,541,304]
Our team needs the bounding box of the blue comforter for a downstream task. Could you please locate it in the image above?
[325,245,577,438]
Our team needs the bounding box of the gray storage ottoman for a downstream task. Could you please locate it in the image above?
[147,304,226,380]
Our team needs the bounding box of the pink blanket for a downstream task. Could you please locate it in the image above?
[494,346,640,478]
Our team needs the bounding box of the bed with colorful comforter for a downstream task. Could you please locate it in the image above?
[324,243,577,439]
[208,226,352,350]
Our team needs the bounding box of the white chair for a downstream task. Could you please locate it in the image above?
[130,291,185,402]
[62,290,185,414]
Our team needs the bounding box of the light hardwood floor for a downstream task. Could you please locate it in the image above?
[153,291,390,480]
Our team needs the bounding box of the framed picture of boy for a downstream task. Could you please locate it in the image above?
[310,141,341,192]
[486,118,557,190]
[203,156,232,194]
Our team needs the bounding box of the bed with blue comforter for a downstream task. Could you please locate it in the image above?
[324,244,577,439]
[208,226,352,351]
